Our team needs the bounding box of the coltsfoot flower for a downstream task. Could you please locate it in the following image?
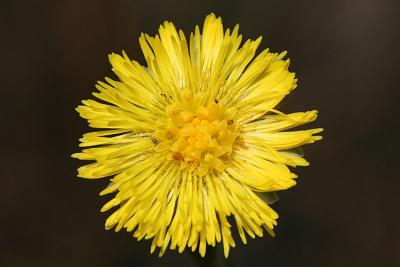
[73,13,322,258]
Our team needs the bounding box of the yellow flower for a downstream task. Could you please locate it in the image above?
[73,13,322,258]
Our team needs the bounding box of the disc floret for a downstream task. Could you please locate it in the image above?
[154,89,240,176]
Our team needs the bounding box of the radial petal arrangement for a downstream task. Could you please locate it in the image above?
[73,13,323,258]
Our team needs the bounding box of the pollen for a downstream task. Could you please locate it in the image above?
[154,90,240,176]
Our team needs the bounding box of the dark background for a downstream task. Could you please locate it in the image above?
[2,0,399,266]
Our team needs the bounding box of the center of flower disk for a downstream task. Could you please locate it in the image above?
[153,90,239,176]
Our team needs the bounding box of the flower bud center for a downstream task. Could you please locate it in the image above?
[154,90,240,175]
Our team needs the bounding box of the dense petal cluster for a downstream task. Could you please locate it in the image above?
[73,13,322,257]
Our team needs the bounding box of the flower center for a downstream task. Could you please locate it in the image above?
[153,90,240,176]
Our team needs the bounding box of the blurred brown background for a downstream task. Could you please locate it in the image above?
[1,0,399,266]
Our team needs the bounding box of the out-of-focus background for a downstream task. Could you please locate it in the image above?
[1,0,399,266]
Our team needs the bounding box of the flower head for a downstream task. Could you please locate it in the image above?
[73,13,322,258]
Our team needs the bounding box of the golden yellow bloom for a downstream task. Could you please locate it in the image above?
[73,13,322,258]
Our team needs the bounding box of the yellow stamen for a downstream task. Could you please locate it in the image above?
[154,89,239,175]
